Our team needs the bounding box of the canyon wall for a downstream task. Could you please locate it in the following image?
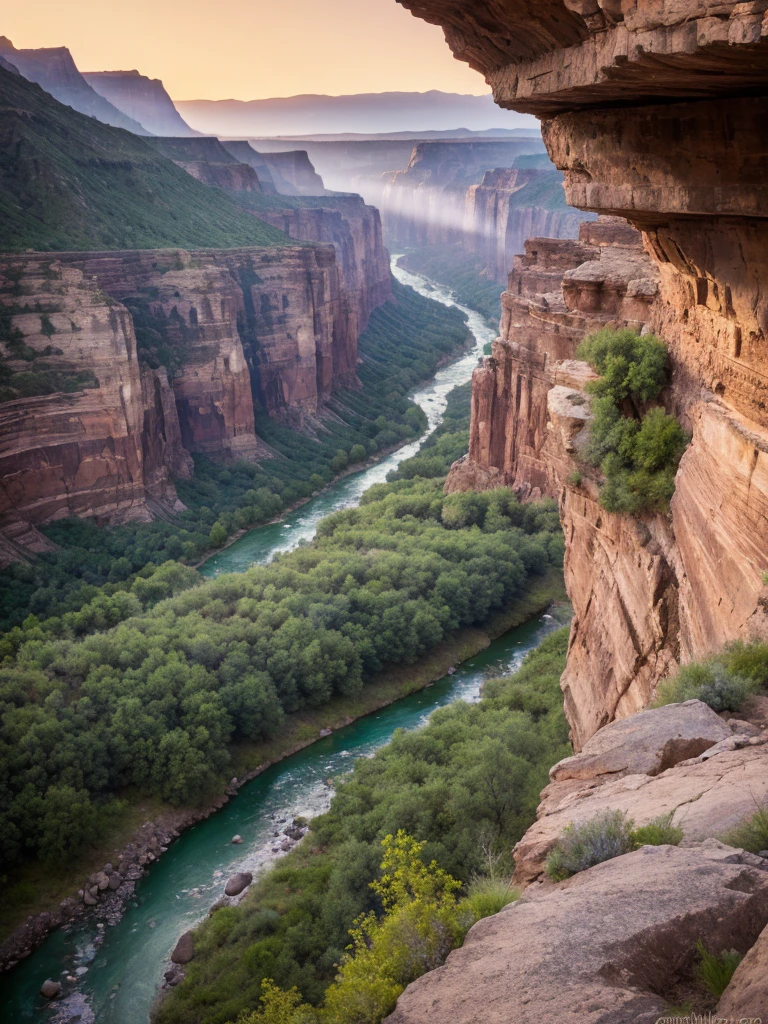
[0,258,163,545]
[0,237,383,555]
[404,0,768,747]
[257,195,392,342]
[380,139,591,282]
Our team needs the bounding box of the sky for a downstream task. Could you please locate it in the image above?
[3,0,488,100]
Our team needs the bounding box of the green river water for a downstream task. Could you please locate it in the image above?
[0,261,567,1023]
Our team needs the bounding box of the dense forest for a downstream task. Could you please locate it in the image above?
[157,628,571,1024]
[0,280,470,630]
[0,479,563,875]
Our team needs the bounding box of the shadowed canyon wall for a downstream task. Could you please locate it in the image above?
[402,0,768,747]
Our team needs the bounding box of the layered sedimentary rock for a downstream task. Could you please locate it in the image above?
[145,137,264,193]
[0,258,161,542]
[257,195,392,341]
[408,0,768,745]
[83,71,198,137]
[0,237,381,553]
[464,168,586,282]
[64,245,355,427]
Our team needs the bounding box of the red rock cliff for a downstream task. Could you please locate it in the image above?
[404,0,768,747]
[0,258,160,548]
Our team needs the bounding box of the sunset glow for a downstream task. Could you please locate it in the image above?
[4,0,488,100]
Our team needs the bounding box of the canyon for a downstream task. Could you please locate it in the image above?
[0,229,389,556]
[404,0,768,748]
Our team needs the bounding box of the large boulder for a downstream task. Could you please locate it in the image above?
[224,871,252,897]
[40,979,62,999]
[718,920,768,1019]
[549,700,731,784]
[385,843,768,1024]
[514,744,768,884]
[170,931,194,965]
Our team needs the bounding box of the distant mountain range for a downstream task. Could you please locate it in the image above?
[0,64,288,251]
[0,37,150,135]
[176,91,539,137]
[83,71,199,137]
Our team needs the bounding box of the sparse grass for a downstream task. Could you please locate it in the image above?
[546,810,636,881]
[546,810,683,881]
[721,808,768,855]
[461,877,519,921]
[695,940,742,999]
[631,813,684,849]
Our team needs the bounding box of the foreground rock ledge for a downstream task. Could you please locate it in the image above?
[384,842,768,1024]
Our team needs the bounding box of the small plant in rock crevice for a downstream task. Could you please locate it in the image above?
[695,940,742,999]
[722,807,768,855]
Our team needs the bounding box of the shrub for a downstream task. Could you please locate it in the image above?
[209,521,228,548]
[576,329,688,516]
[630,813,683,848]
[695,940,742,999]
[654,660,758,712]
[545,810,636,880]
[460,877,518,922]
[721,808,768,854]
[546,810,683,880]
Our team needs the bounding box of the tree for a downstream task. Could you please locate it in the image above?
[209,522,228,548]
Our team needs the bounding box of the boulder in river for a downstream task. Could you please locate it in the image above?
[231,834,243,844]
[170,931,195,964]
[224,871,253,897]
[40,979,61,998]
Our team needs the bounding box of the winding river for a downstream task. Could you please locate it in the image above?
[0,262,565,1023]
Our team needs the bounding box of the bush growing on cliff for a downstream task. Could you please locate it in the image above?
[577,328,689,515]
[545,810,683,881]
[654,659,760,713]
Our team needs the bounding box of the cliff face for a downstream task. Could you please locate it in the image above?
[0,258,157,542]
[411,0,768,747]
[465,168,589,283]
[0,238,382,555]
[65,245,356,428]
[83,71,198,137]
[144,137,264,193]
[258,195,392,343]
[259,151,327,196]
[381,139,590,282]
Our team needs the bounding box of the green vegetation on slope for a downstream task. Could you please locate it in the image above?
[0,481,563,874]
[397,245,502,325]
[0,66,290,251]
[156,627,570,1024]
[0,280,470,630]
[577,328,690,515]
